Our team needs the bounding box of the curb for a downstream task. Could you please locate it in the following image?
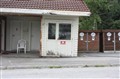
[1,64,120,70]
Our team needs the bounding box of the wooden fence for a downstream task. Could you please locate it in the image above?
[78,30,120,53]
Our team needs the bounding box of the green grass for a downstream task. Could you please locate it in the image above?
[49,66,62,69]
[83,65,106,68]
[94,65,105,67]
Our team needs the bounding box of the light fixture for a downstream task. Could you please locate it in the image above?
[91,32,96,41]
[107,32,112,41]
[79,32,84,40]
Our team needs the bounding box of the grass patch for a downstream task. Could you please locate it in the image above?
[49,66,62,69]
[83,65,90,67]
[94,65,105,67]
[83,65,107,68]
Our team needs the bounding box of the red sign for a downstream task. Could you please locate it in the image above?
[60,41,66,45]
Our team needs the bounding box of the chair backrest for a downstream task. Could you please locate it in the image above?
[18,39,26,47]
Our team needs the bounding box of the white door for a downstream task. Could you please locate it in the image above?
[30,21,40,51]
[46,21,72,56]
[22,21,30,51]
[46,22,57,55]
[10,21,21,50]
[57,23,72,56]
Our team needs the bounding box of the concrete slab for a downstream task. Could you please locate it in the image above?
[0,52,120,69]
[78,52,120,57]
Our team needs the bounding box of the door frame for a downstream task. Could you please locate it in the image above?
[0,17,6,52]
[45,20,73,56]
[0,20,1,52]
[30,21,40,51]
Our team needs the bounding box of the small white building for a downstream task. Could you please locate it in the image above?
[0,0,90,57]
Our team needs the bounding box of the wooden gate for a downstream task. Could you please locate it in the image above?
[103,30,120,53]
[78,30,100,52]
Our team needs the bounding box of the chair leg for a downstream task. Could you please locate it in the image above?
[17,48,18,54]
[24,48,26,54]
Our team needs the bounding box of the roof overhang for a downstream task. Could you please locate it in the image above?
[0,8,91,16]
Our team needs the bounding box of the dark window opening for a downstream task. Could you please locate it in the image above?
[59,24,71,40]
[48,23,56,39]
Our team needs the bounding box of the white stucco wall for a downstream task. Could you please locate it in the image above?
[41,15,79,57]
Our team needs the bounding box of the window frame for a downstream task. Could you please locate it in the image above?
[58,23,71,40]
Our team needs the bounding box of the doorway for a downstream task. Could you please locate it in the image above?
[30,21,40,51]
[0,19,6,53]
[0,20,1,52]
[7,17,40,52]
[10,20,21,51]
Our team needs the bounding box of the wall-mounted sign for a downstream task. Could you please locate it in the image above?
[60,41,66,45]
[91,32,96,41]
[107,32,112,41]
[79,32,84,40]
[118,32,120,41]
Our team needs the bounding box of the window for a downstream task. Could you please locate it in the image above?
[48,23,56,39]
[59,24,71,40]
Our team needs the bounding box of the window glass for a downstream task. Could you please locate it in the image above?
[48,23,56,39]
[59,24,71,40]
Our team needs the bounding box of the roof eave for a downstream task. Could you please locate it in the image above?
[0,8,91,16]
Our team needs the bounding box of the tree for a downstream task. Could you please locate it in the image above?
[79,0,120,30]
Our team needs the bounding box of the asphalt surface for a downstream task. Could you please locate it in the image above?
[1,67,119,78]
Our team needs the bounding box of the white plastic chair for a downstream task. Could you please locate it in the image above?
[17,39,26,54]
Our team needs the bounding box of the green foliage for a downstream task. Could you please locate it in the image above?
[80,0,120,30]
[49,66,62,68]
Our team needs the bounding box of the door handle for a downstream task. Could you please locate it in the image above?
[85,41,90,43]
[112,40,115,42]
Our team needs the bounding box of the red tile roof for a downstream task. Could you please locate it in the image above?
[0,0,90,12]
